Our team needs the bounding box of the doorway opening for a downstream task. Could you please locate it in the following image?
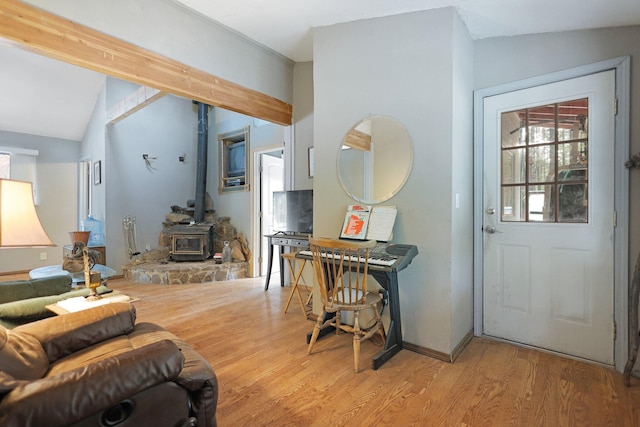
[253,146,284,278]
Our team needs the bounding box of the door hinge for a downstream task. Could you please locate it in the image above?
[614,98,618,115]
[613,210,617,228]
[613,319,617,340]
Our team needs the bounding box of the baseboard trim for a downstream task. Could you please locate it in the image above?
[403,330,474,363]
[451,330,474,362]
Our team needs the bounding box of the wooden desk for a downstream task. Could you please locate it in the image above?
[264,233,310,290]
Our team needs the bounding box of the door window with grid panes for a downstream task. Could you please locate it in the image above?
[500,98,588,223]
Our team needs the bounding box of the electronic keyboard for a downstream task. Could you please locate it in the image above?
[297,242,417,271]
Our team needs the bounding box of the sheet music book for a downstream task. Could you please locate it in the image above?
[340,205,397,241]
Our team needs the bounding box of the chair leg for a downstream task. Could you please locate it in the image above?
[308,309,325,354]
[353,311,361,373]
[374,306,386,343]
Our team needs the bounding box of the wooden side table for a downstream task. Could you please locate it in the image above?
[282,252,312,320]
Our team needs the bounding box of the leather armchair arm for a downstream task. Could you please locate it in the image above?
[13,302,136,362]
[0,339,185,427]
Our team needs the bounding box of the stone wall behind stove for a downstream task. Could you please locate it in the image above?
[141,193,251,264]
[123,260,249,284]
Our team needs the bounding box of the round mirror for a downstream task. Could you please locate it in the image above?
[337,115,413,204]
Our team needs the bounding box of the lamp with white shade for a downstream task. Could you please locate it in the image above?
[0,179,55,248]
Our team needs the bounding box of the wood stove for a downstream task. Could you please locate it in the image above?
[168,224,214,261]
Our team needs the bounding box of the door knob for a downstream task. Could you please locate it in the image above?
[486,207,495,215]
[484,226,497,234]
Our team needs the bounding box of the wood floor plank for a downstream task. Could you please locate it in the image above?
[10,273,638,426]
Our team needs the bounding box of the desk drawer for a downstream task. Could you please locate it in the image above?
[271,237,290,245]
[270,236,309,247]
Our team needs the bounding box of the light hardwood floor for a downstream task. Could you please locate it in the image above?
[99,276,640,426]
[8,271,637,426]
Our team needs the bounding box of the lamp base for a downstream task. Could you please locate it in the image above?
[85,271,102,301]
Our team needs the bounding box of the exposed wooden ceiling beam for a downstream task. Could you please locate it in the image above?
[107,86,167,125]
[344,129,371,151]
[0,0,293,126]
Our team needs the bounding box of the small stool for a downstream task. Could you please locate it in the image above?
[282,252,312,320]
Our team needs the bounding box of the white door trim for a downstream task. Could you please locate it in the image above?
[252,143,283,277]
[473,57,630,371]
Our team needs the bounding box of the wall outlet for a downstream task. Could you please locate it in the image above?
[39,252,47,261]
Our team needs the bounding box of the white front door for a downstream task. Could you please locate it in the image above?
[482,70,615,364]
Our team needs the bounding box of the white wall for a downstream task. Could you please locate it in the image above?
[313,8,474,355]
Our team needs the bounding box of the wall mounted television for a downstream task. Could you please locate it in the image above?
[273,190,313,234]
[226,140,246,178]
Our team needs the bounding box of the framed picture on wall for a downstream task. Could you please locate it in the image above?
[94,161,101,185]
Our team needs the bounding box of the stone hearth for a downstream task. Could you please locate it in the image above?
[123,260,249,284]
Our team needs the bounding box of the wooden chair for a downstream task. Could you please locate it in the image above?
[307,237,385,373]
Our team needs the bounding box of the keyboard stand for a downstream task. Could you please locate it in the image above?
[369,270,403,370]
[299,243,417,370]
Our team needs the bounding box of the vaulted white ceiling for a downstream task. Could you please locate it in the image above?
[174,0,640,62]
[3,0,640,141]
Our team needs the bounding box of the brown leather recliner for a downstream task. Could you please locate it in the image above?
[0,302,218,427]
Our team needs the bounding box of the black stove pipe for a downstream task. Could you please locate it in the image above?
[194,101,209,222]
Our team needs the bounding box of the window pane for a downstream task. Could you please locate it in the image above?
[502,148,526,185]
[501,110,526,147]
[502,186,526,222]
[558,98,588,141]
[558,183,587,222]
[0,153,9,179]
[498,98,589,225]
[528,145,555,183]
[528,104,555,144]
[558,142,588,170]
[538,184,556,222]
[528,185,547,222]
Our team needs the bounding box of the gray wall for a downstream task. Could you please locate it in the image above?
[17,0,294,273]
[6,1,639,364]
[106,80,200,272]
[474,26,640,292]
[208,108,286,253]
[292,62,314,189]
[313,8,474,355]
[25,0,293,104]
